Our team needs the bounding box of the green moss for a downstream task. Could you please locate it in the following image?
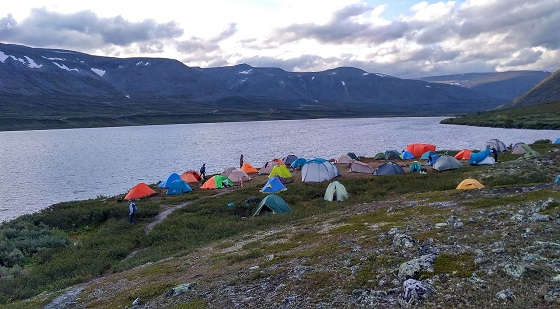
[169,298,208,309]
[432,253,476,278]
[88,282,175,308]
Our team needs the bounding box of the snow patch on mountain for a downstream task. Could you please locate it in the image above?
[311,76,315,80]
[341,81,346,86]
[238,69,252,74]
[91,68,106,77]
[53,62,79,72]
[0,51,8,63]
[375,73,386,77]
[42,56,65,61]
[362,73,370,76]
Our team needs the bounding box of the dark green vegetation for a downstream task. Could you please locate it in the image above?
[515,68,560,106]
[1,142,558,306]
[441,101,560,129]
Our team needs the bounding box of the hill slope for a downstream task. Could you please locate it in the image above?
[514,69,560,105]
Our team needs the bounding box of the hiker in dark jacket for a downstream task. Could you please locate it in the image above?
[200,163,206,180]
[491,147,498,162]
[128,201,137,224]
[240,154,244,168]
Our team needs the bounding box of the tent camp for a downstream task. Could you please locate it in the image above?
[385,150,401,160]
[347,152,358,160]
[374,153,385,160]
[469,148,491,165]
[433,156,462,171]
[167,179,192,195]
[290,158,307,169]
[374,162,405,175]
[301,160,339,182]
[336,154,354,164]
[283,155,298,166]
[253,194,291,216]
[124,183,156,200]
[350,161,374,174]
[511,143,527,154]
[401,151,415,160]
[269,165,292,180]
[407,144,436,158]
[258,160,284,175]
[226,168,251,183]
[455,150,472,160]
[410,161,422,173]
[476,156,495,165]
[457,179,485,190]
[486,139,507,152]
[421,151,438,160]
[426,153,441,166]
[521,144,540,158]
[324,181,349,202]
[181,170,201,183]
[241,162,259,174]
[201,175,233,189]
[221,167,237,177]
[158,173,181,188]
[261,177,287,193]
[555,138,560,144]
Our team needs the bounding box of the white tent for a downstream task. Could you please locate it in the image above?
[350,161,374,174]
[335,154,353,164]
[301,160,339,183]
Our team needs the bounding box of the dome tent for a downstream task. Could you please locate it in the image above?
[269,165,292,181]
[181,170,201,183]
[261,177,287,193]
[167,179,192,195]
[258,159,284,175]
[407,144,436,158]
[241,162,258,174]
[290,158,307,169]
[454,150,472,160]
[324,181,349,202]
[457,179,485,190]
[511,143,527,154]
[201,175,233,189]
[336,154,354,164]
[433,156,462,171]
[486,139,507,152]
[374,162,405,175]
[469,148,491,165]
[125,183,156,200]
[426,153,441,166]
[301,159,339,183]
[158,173,181,188]
[401,151,415,160]
[253,194,291,216]
[555,138,560,144]
[374,153,385,160]
[350,161,374,174]
[421,151,438,160]
[225,168,251,183]
[283,155,298,166]
[384,150,401,160]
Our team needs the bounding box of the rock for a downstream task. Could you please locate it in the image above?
[388,227,400,235]
[266,254,275,261]
[419,238,440,255]
[531,213,551,222]
[401,279,433,304]
[398,254,436,279]
[132,297,140,306]
[393,233,417,249]
[491,241,505,254]
[510,214,524,222]
[249,265,260,270]
[553,274,560,282]
[545,286,560,303]
[446,216,464,229]
[435,223,448,229]
[166,282,196,297]
[496,289,515,301]
[502,263,526,279]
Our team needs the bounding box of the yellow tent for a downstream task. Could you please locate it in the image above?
[269,165,292,179]
[456,178,485,190]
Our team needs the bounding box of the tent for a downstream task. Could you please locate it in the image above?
[258,160,284,175]
[200,175,233,189]
[301,160,339,182]
[374,162,405,175]
[253,194,291,216]
[181,170,201,183]
[241,162,259,174]
[290,158,307,169]
[457,179,485,190]
[350,161,374,174]
[486,139,507,152]
[158,173,181,188]
[421,151,438,160]
[455,150,472,160]
[433,156,462,171]
[283,155,298,166]
[226,168,251,183]
[555,175,560,184]
[336,154,354,164]
[511,143,527,154]
[555,138,560,144]
[475,156,495,165]
[426,153,441,166]
[401,151,415,160]
[167,179,192,195]
[407,144,436,158]
[261,177,287,193]
[221,167,237,177]
[374,153,385,160]
[522,144,540,158]
[124,183,156,200]
[410,161,422,173]
[269,165,292,180]
[385,150,401,160]
[347,152,358,160]
[469,148,491,165]
[324,181,349,202]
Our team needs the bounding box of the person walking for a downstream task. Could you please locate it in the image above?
[200,163,206,180]
[491,147,498,162]
[240,154,244,168]
[128,200,137,224]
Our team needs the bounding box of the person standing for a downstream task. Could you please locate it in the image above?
[200,163,206,180]
[491,147,498,162]
[240,154,244,168]
[128,201,137,224]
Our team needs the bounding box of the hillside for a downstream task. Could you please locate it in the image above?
[0,43,505,131]
[440,101,560,129]
[2,143,560,308]
[421,71,550,101]
[514,69,560,105]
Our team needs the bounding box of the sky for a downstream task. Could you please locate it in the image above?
[0,0,559,77]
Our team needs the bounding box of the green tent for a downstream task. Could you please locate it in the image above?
[374,152,385,160]
[324,181,349,202]
[253,194,291,216]
[522,144,540,159]
[410,161,422,173]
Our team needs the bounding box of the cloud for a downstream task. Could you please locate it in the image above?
[0,8,183,49]
[176,23,237,64]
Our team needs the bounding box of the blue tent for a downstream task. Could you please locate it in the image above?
[384,150,401,160]
[253,194,291,216]
[167,179,192,195]
[401,151,415,160]
[283,154,298,166]
[555,138,560,144]
[291,158,307,169]
[261,177,287,193]
[469,148,490,165]
[375,162,405,175]
[421,151,438,160]
[425,153,441,166]
[158,173,181,188]
[307,158,327,163]
[555,175,560,184]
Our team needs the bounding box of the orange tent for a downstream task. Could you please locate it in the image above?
[455,150,472,160]
[272,159,285,166]
[181,170,201,183]
[242,162,258,174]
[407,144,436,158]
[124,183,156,200]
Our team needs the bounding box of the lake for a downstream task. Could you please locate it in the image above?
[1,117,558,221]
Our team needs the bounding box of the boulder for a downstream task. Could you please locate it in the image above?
[545,286,560,303]
[398,254,436,279]
[402,279,433,304]
[502,263,526,279]
[166,282,196,297]
[393,233,417,249]
[496,289,515,301]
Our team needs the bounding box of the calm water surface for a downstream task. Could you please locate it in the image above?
[1,117,558,221]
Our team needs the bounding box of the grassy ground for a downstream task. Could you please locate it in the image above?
[1,142,558,307]
[441,101,560,129]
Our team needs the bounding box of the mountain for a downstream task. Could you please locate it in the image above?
[514,68,560,106]
[0,43,506,131]
[421,71,550,101]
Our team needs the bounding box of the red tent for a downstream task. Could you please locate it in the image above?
[455,150,472,160]
[407,144,436,158]
[181,170,202,183]
[124,183,156,200]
